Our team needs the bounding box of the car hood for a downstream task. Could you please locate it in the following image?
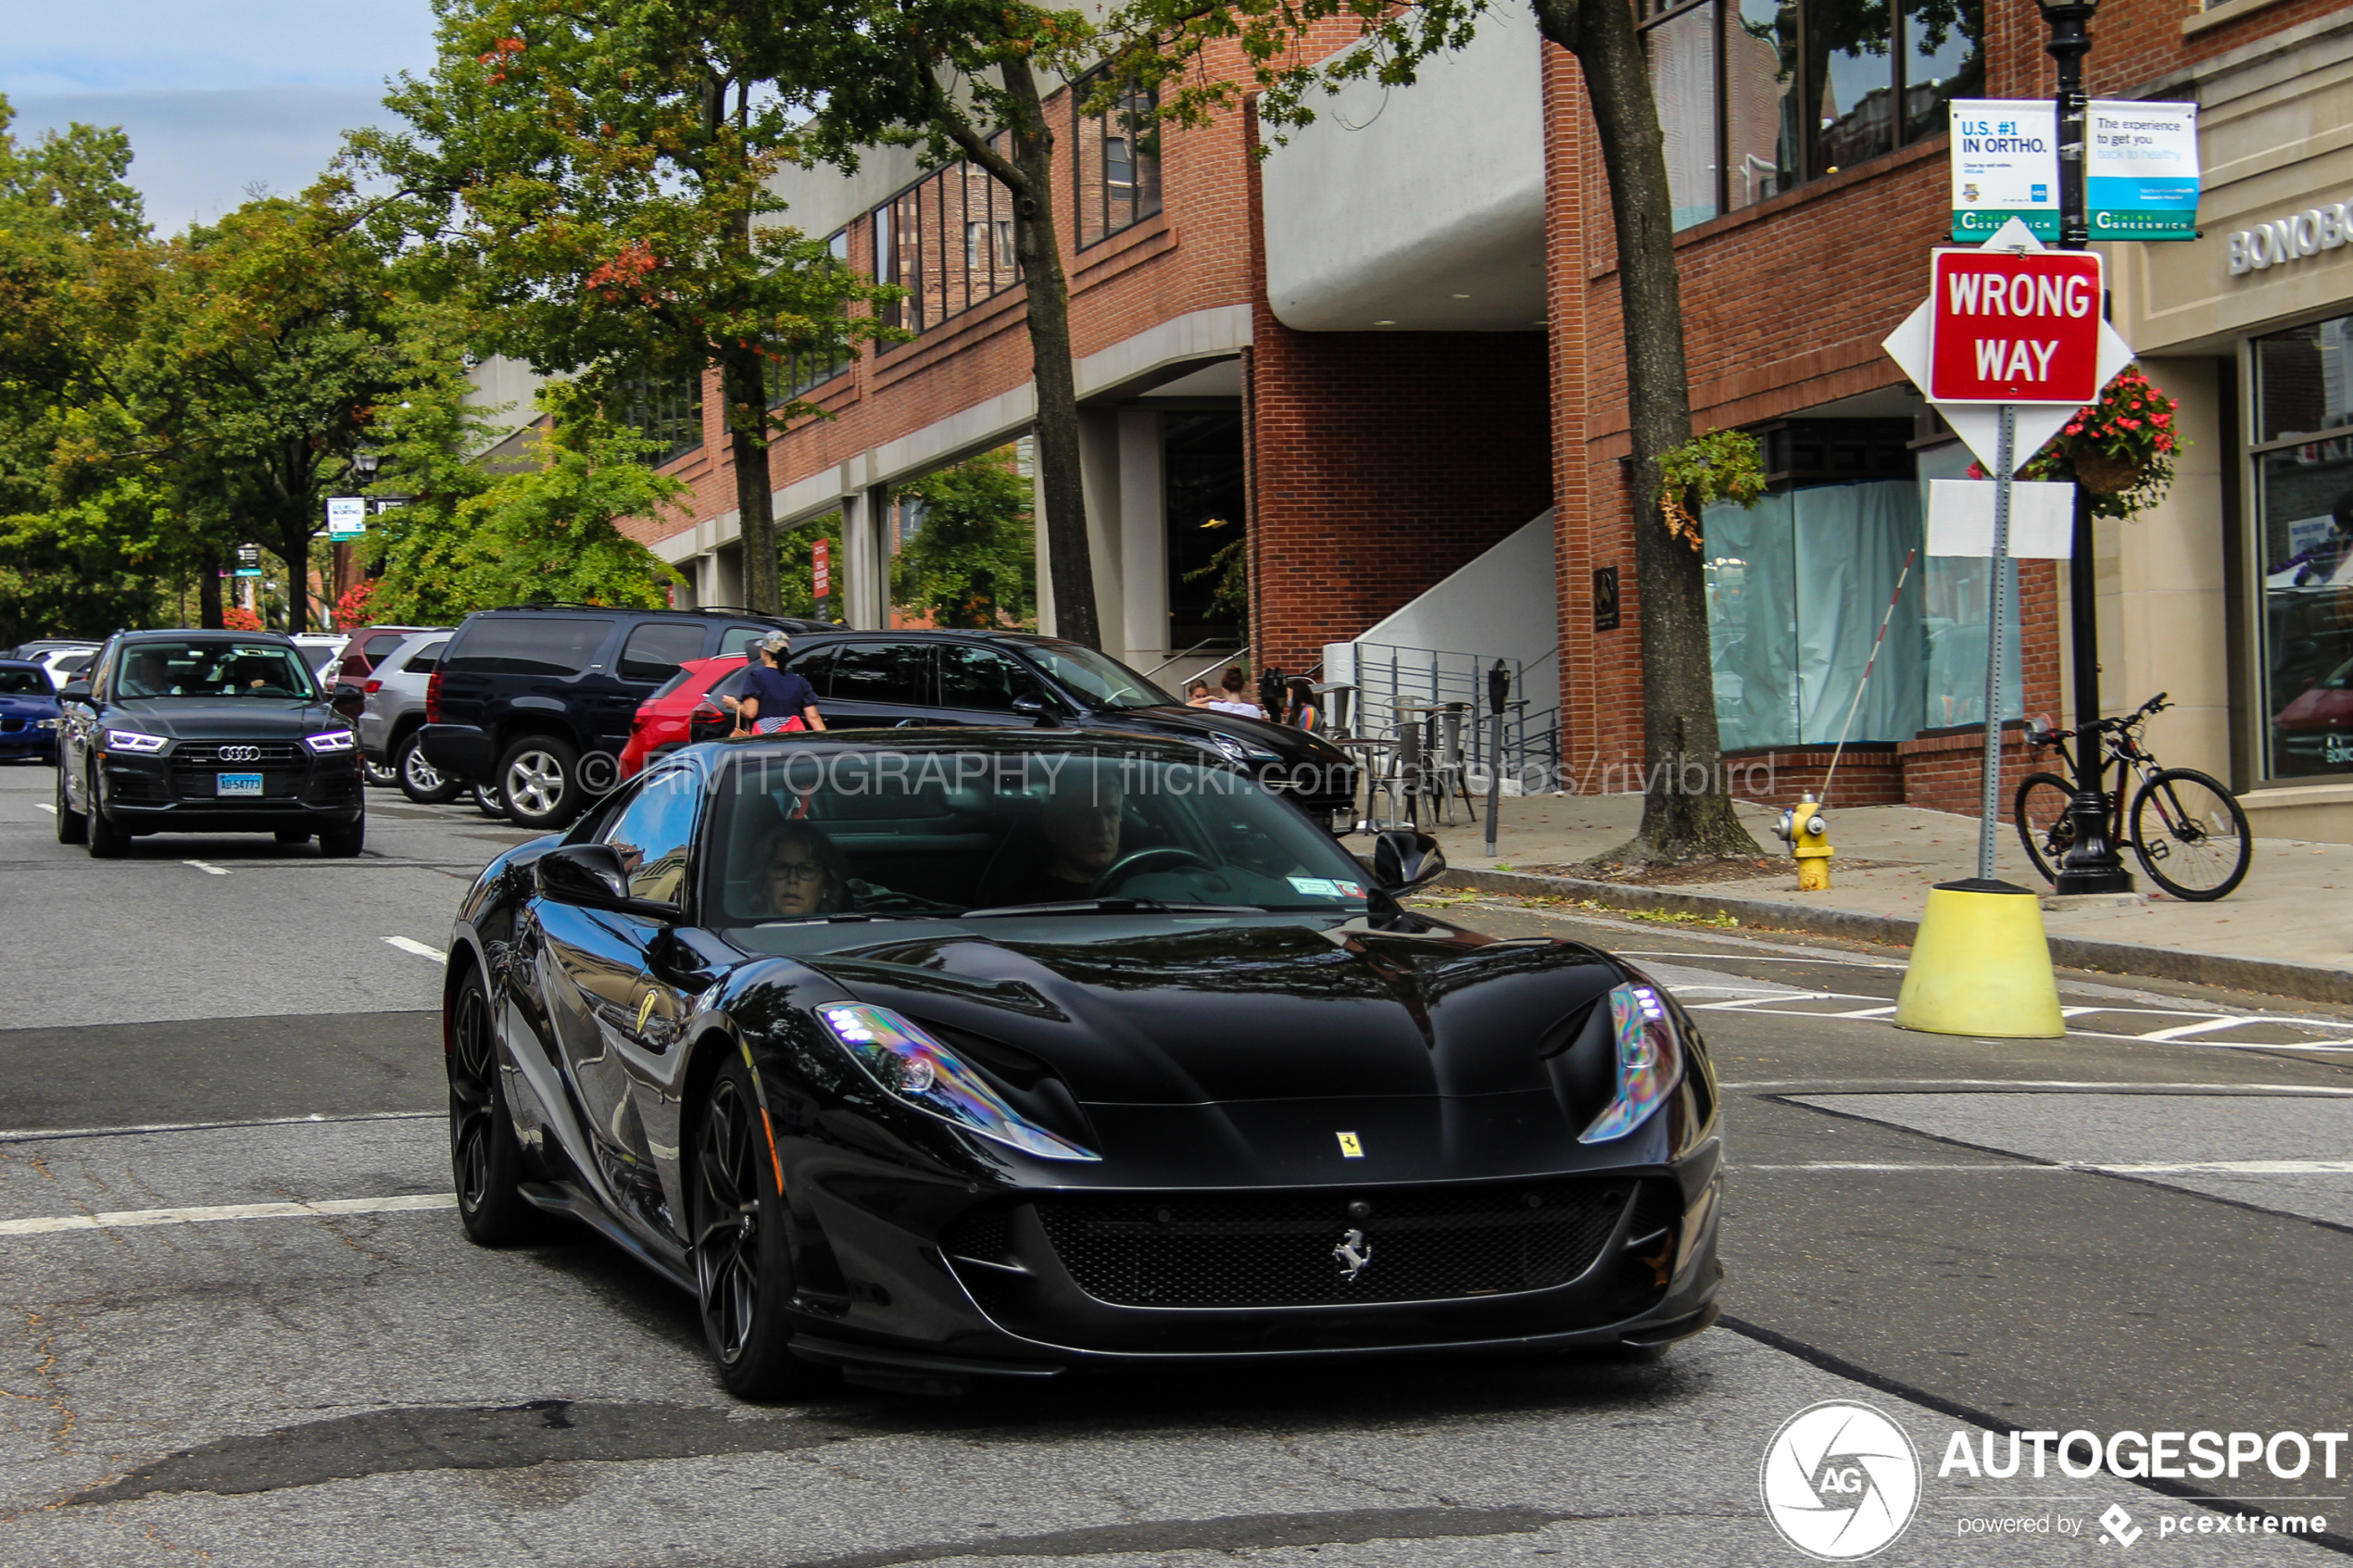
[0,694,58,717]
[791,918,1622,1105]
[1091,705,1348,763]
[101,699,344,738]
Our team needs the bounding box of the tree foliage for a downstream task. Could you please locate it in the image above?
[891,447,1037,629]
[352,0,897,616]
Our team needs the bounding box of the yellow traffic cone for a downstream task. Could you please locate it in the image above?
[1893,878,2065,1038]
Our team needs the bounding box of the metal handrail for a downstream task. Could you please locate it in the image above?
[1143,638,1244,679]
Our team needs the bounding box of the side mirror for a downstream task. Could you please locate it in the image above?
[330,681,365,718]
[58,680,92,703]
[535,843,680,921]
[1012,693,1061,727]
[1373,828,1446,893]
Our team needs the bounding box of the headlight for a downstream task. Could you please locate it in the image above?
[814,1002,1100,1161]
[1207,732,1279,764]
[34,719,57,731]
[1579,982,1685,1143]
[303,729,357,754]
[104,730,168,753]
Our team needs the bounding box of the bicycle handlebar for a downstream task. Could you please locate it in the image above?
[2031,693,2170,748]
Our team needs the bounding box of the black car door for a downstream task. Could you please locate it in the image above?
[59,638,117,811]
[816,639,935,728]
[933,643,1058,727]
[533,761,703,1242]
[600,620,708,758]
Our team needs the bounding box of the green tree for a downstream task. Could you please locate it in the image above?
[775,509,845,621]
[353,0,896,617]
[891,447,1037,629]
[775,0,1106,647]
[366,384,686,622]
[1107,0,1763,859]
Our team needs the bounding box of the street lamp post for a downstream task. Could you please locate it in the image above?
[2038,0,2134,896]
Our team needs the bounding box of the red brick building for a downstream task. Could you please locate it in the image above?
[531,0,2353,831]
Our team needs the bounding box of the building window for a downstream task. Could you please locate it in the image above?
[2253,314,2353,780]
[1642,0,1982,231]
[777,230,853,402]
[1074,70,1162,249]
[613,368,704,463]
[872,137,1020,341]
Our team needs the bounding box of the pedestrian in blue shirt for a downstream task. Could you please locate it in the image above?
[734,633,825,736]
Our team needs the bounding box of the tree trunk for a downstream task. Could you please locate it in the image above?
[1000,56,1100,650]
[198,547,223,630]
[719,345,780,615]
[1536,0,1760,861]
[278,517,313,634]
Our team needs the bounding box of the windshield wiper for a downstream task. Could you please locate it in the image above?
[959,898,1263,919]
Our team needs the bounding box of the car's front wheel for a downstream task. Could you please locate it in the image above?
[396,734,462,805]
[498,736,582,830]
[693,1058,809,1399]
[85,770,130,859]
[54,761,86,845]
[447,967,542,1246]
[319,818,365,858]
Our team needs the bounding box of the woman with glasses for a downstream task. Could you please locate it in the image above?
[761,821,852,917]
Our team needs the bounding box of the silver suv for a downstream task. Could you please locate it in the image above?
[359,630,459,803]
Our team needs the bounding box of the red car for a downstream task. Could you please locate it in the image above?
[620,654,749,778]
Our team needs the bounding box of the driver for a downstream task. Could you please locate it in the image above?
[122,649,172,697]
[761,821,853,918]
[1001,766,1125,904]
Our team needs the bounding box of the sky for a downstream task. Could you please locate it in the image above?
[3,0,440,232]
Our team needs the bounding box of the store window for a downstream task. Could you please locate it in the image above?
[778,231,853,400]
[1703,428,2019,749]
[2254,314,2353,779]
[1643,0,1982,231]
[1073,71,1161,248]
[872,137,1020,340]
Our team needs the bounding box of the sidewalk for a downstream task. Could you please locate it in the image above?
[1423,792,2353,1004]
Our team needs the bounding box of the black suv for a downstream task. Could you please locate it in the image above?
[418,605,831,829]
[684,630,1358,829]
[54,630,368,857]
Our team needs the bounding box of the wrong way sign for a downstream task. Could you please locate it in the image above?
[1928,247,2104,403]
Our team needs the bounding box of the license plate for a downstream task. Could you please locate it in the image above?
[216,773,264,797]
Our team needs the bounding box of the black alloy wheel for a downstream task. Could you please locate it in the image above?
[85,768,130,859]
[54,761,86,845]
[447,968,541,1246]
[319,818,366,859]
[692,1059,807,1399]
[498,735,584,830]
[397,734,463,804]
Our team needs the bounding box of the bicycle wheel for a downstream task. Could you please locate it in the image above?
[2011,771,2078,885]
[2129,768,2251,901]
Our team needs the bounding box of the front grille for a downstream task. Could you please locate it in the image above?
[1034,1181,1632,1309]
[175,741,301,765]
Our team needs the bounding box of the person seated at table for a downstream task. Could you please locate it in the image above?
[1184,679,1214,708]
[1284,678,1321,732]
[1204,666,1265,718]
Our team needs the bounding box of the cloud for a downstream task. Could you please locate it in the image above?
[9,87,404,234]
[2,1,438,95]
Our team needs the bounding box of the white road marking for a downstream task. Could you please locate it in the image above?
[0,1110,439,1146]
[35,803,55,814]
[1740,1158,2353,1176]
[0,1193,455,1238]
[384,935,447,961]
[1741,1162,2061,1173]
[183,860,231,876]
[1687,993,2353,1050]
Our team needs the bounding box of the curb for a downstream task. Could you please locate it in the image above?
[1435,866,2353,1008]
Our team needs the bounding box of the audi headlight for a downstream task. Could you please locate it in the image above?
[1579,982,1685,1143]
[814,1002,1099,1161]
[303,728,356,755]
[104,730,168,754]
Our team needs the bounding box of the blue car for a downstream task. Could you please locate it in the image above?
[0,659,60,763]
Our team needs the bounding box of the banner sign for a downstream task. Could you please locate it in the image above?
[1950,101,2058,243]
[2088,101,2199,241]
[1928,248,2106,404]
[325,496,367,540]
[812,537,832,616]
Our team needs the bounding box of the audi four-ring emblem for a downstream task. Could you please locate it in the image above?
[218,745,261,762]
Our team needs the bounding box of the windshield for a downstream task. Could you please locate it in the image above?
[1021,642,1178,711]
[707,750,1369,922]
[115,641,318,700]
[0,669,51,696]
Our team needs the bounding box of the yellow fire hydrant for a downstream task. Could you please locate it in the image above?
[1774,792,1834,891]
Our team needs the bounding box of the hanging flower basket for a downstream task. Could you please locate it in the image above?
[2070,448,2145,496]
[2024,365,2183,520]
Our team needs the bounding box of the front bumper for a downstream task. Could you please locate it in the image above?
[0,728,57,761]
[96,750,363,830]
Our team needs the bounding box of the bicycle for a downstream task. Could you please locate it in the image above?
[2012,693,2253,902]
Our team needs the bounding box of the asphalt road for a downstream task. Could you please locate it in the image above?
[3,760,2350,1566]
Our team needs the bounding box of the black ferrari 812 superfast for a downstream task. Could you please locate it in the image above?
[442,732,1723,1396]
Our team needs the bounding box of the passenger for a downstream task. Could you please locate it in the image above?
[761,821,853,917]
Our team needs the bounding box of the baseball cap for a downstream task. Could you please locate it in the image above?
[760,632,791,656]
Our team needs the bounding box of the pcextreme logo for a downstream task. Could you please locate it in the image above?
[1761,1400,1923,1560]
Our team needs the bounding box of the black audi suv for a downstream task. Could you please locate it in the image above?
[55,630,368,857]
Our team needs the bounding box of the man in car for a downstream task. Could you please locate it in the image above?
[1000,767,1125,904]
[120,647,176,698]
